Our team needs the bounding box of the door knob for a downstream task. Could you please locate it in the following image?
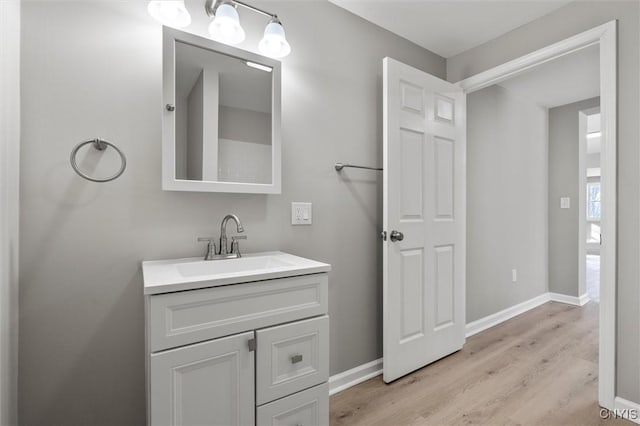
[390,230,404,242]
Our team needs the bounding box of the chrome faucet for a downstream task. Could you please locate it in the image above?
[219,214,244,255]
[197,214,247,260]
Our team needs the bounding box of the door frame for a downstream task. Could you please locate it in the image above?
[0,0,21,424]
[456,20,617,409]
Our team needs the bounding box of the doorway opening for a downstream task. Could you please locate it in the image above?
[379,20,617,417]
[458,21,617,409]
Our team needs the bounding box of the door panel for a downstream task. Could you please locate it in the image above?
[383,57,466,383]
[400,249,424,343]
[434,137,454,218]
[400,129,424,218]
[434,245,455,328]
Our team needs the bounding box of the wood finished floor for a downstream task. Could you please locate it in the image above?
[330,301,630,426]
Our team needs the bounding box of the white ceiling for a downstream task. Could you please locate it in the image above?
[497,44,599,108]
[328,0,572,58]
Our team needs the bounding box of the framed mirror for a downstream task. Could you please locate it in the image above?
[162,27,281,193]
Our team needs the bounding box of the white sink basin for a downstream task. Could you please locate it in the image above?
[176,255,296,278]
[142,251,331,295]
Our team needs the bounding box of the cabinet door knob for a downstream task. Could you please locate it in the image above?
[290,354,303,364]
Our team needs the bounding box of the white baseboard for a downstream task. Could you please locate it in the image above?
[329,358,383,396]
[549,292,590,306]
[465,293,551,338]
[329,292,594,396]
[578,293,590,306]
[466,291,593,338]
[613,397,640,424]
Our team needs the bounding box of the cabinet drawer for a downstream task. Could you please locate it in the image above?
[256,316,329,405]
[257,383,329,426]
[149,274,328,352]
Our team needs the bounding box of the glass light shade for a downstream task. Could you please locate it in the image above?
[259,20,291,58]
[209,3,246,45]
[147,1,191,28]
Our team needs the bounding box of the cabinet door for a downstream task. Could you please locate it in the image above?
[150,332,255,426]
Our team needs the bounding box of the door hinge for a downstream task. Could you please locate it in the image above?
[248,338,256,352]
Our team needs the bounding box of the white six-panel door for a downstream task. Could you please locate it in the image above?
[383,57,466,382]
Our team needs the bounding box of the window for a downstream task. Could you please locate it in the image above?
[587,182,601,221]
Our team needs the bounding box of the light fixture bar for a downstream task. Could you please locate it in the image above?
[205,0,276,19]
[587,132,602,139]
[245,61,273,72]
[232,0,274,18]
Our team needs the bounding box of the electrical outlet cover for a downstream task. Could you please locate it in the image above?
[291,202,312,225]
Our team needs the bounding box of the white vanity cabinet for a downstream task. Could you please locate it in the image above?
[143,253,331,426]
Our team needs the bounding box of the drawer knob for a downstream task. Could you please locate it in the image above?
[290,354,303,364]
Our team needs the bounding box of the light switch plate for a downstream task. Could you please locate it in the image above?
[560,197,571,209]
[291,202,312,225]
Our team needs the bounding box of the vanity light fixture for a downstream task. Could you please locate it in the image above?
[147,0,192,28]
[205,0,292,58]
[245,61,273,72]
[258,18,291,59]
[207,1,245,45]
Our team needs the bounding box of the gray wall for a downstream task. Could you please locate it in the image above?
[548,97,600,297]
[447,0,640,404]
[467,85,548,322]
[19,1,445,424]
[0,1,20,424]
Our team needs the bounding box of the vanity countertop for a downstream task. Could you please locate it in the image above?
[142,251,331,295]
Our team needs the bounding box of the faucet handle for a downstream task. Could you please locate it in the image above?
[231,235,247,256]
[197,237,217,260]
[197,237,216,243]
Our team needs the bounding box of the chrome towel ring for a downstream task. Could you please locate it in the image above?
[70,138,126,183]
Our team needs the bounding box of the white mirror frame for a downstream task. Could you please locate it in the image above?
[162,26,282,194]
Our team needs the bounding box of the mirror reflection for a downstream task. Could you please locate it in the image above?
[174,41,273,184]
